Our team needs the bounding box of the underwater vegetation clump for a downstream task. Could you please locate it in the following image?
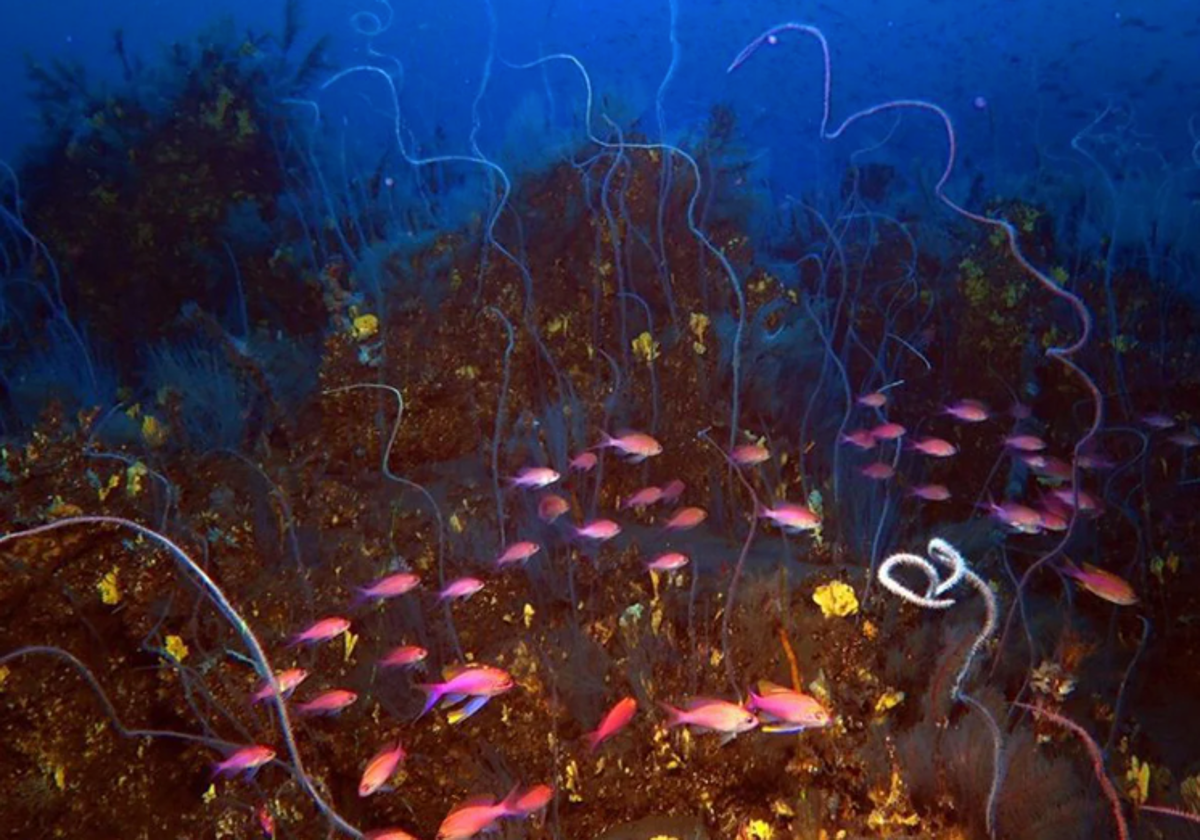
[3,2,1200,839]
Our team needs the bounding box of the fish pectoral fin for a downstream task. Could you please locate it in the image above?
[447,695,491,725]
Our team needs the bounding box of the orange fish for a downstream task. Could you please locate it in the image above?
[288,616,351,647]
[437,789,521,839]
[664,507,707,531]
[379,644,428,669]
[212,745,276,778]
[294,689,358,716]
[251,668,309,704]
[358,739,406,797]
[909,437,958,457]
[731,443,770,466]
[538,494,570,523]
[495,541,541,567]
[586,697,637,752]
[510,783,553,816]
[597,430,663,462]
[1061,559,1138,606]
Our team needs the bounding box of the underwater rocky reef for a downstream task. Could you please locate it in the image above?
[2,2,1200,839]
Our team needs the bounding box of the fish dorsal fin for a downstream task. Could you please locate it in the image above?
[756,680,792,696]
[442,663,472,680]
[687,696,729,709]
[456,793,498,810]
[1080,562,1105,576]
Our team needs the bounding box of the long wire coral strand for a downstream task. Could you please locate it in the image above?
[877,538,1003,836]
[323,383,460,660]
[484,306,516,548]
[698,427,762,696]
[505,53,748,457]
[1011,702,1130,840]
[728,24,1103,620]
[0,518,365,839]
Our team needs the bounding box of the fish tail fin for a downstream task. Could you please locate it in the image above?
[658,702,686,728]
[415,683,443,717]
[500,783,524,815]
[584,728,603,753]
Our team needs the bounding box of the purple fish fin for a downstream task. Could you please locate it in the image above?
[761,722,807,734]
[415,683,444,717]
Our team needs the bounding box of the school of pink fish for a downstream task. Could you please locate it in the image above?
[214,401,1154,836]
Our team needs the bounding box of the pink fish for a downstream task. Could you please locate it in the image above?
[745,681,831,733]
[439,577,485,601]
[859,462,895,480]
[910,484,952,502]
[731,443,770,466]
[870,422,907,441]
[358,739,407,797]
[510,784,553,816]
[417,665,515,722]
[659,479,686,503]
[509,467,561,489]
[647,552,689,572]
[1049,487,1100,513]
[839,429,877,450]
[294,689,358,716]
[437,790,521,840]
[758,503,821,533]
[1061,558,1138,606]
[586,697,637,752]
[537,494,570,523]
[857,391,889,408]
[944,399,991,422]
[622,485,664,509]
[1169,432,1200,449]
[1026,455,1073,482]
[575,519,622,541]
[1141,413,1176,430]
[986,500,1043,534]
[355,572,420,603]
[1004,434,1048,452]
[1076,452,1115,470]
[251,668,309,704]
[661,697,758,741]
[909,437,958,458]
[496,541,541,567]
[569,451,598,472]
[596,430,663,463]
[1037,509,1069,532]
[288,616,351,648]
[664,507,707,531]
[379,645,428,669]
[256,803,275,838]
[212,745,276,778]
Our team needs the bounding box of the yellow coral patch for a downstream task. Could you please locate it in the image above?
[98,568,121,605]
[126,461,148,497]
[632,331,661,363]
[812,580,858,618]
[141,414,168,447]
[351,313,379,340]
[164,635,189,663]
